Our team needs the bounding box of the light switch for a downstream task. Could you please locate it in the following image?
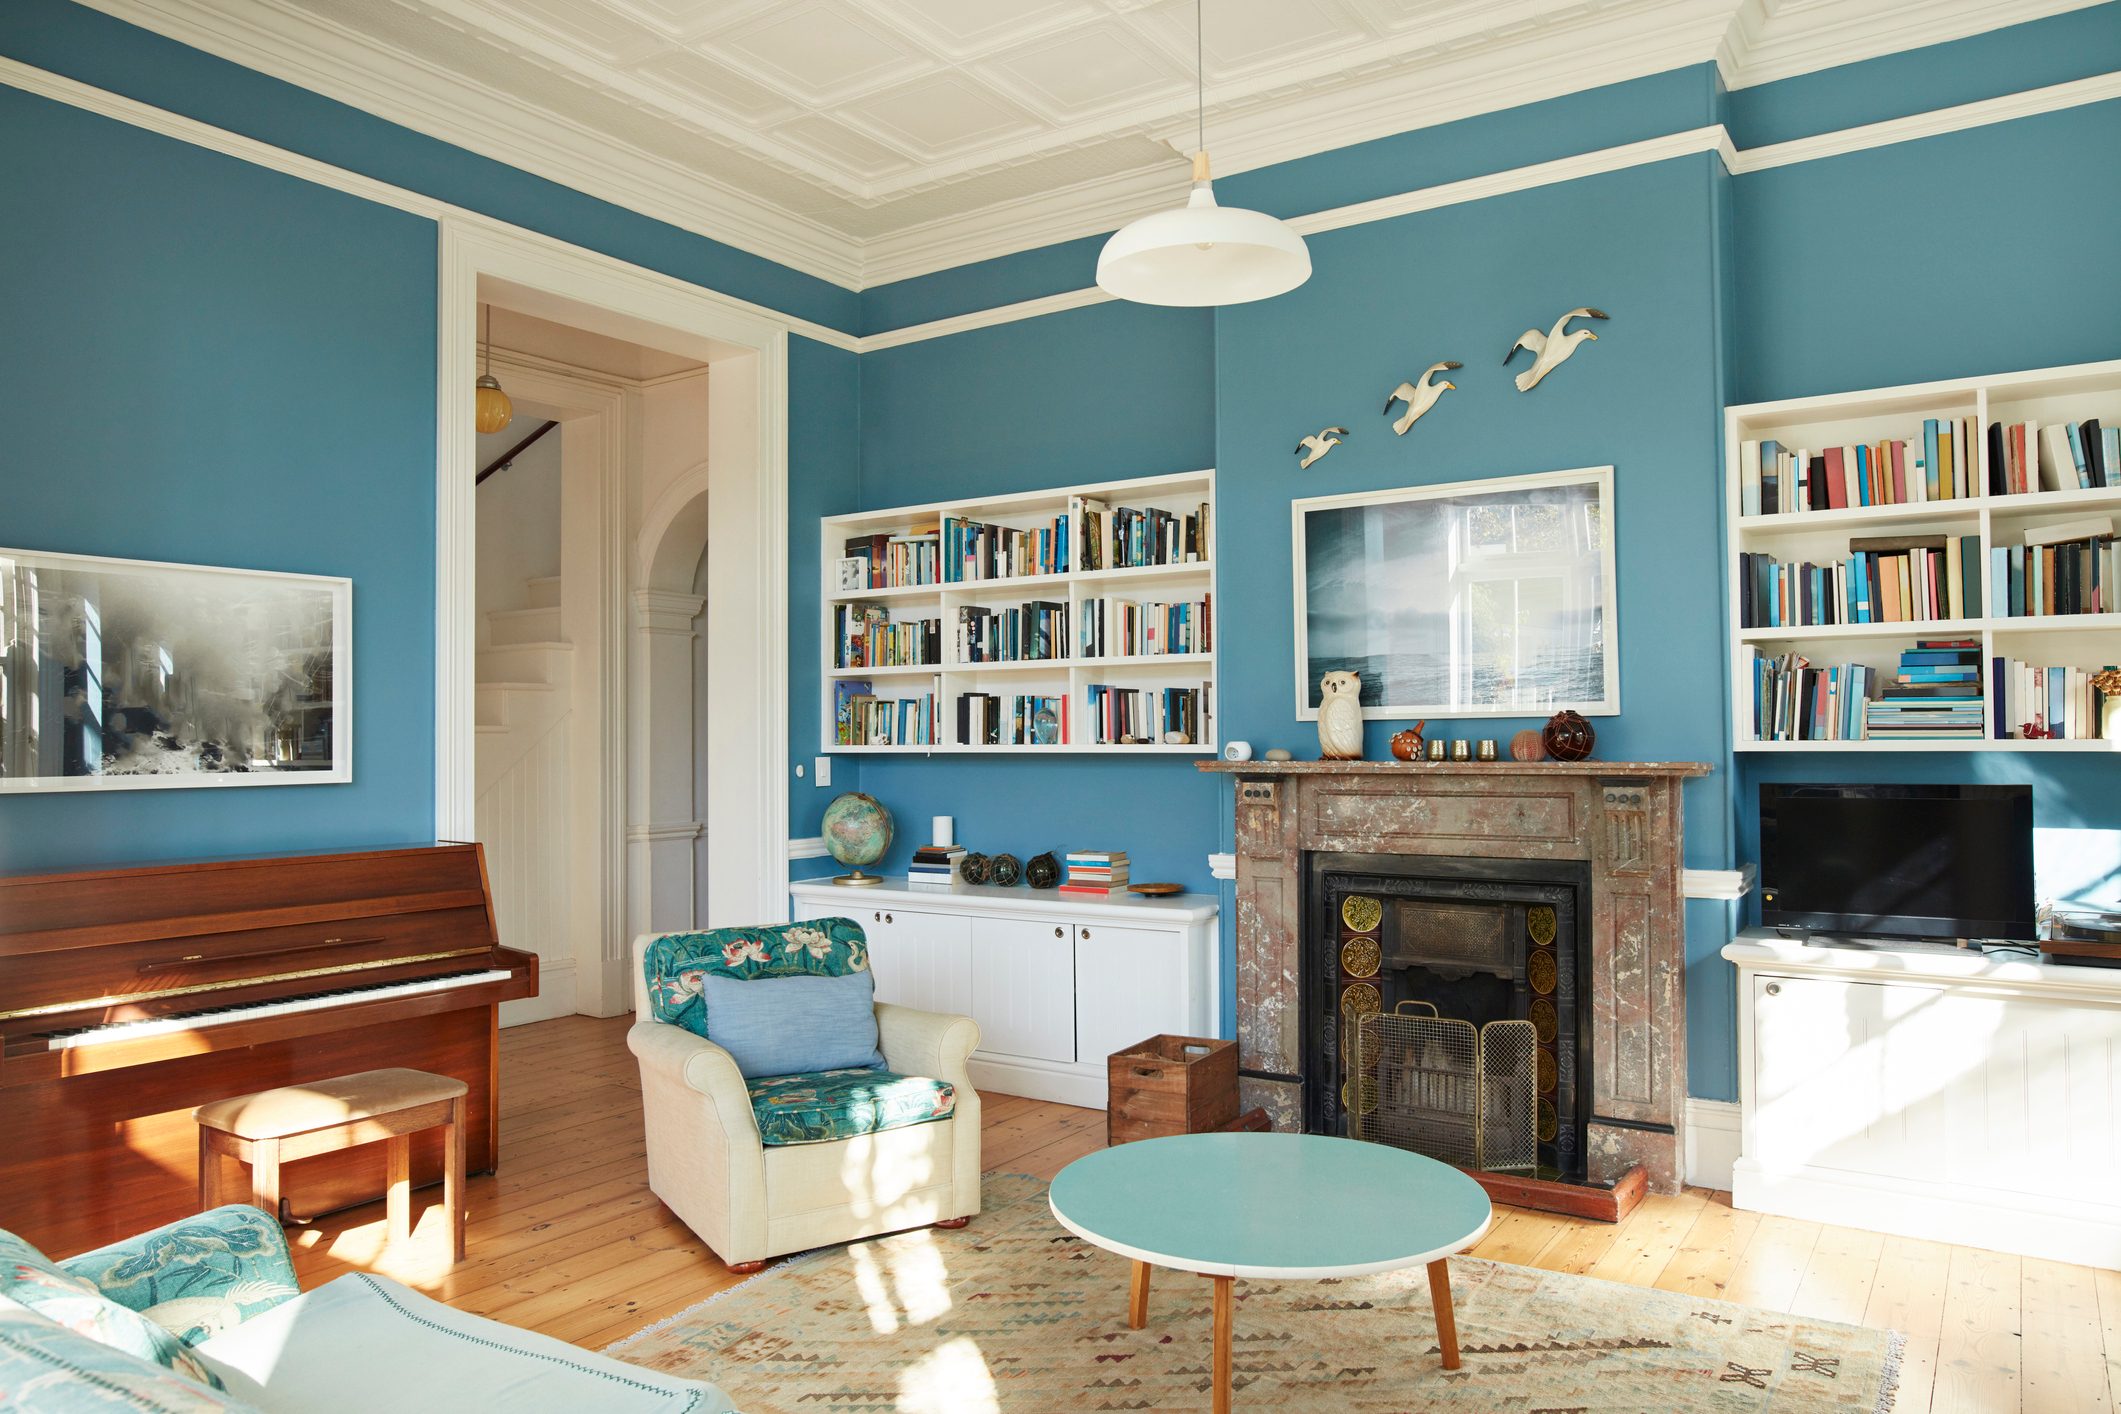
[815,756,832,787]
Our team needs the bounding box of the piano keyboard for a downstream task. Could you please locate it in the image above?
[45,969,517,1051]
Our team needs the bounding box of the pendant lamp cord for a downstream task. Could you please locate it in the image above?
[1195,0,1203,157]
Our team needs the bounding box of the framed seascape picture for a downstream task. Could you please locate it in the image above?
[1292,467,1618,720]
[0,548,351,792]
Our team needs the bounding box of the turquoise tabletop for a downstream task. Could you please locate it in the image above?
[1048,1132,1492,1279]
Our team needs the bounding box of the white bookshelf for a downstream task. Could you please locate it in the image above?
[821,470,1217,755]
[1726,358,2121,752]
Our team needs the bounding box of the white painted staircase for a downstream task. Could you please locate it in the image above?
[475,574,576,1024]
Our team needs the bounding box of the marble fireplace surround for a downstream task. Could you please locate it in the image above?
[1199,759,1711,1193]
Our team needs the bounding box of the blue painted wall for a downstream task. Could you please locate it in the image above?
[0,85,438,869]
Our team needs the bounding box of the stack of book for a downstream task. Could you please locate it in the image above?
[1737,535,1981,628]
[941,513,1069,582]
[834,603,942,668]
[1990,519,2116,617]
[834,680,939,746]
[1992,418,2113,494]
[1740,416,1981,516]
[1994,657,2118,739]
[1750,650,1875,742]
[1058,851,1128,898]
[955,601,1068,663]
[1071,495,1211,570]
[907,843,967,889]
[1085,682,1208,746]
[1080,594,1212,657]
[1863,640,1985,741]
[955,691,1066,746]
[842,525,940,588]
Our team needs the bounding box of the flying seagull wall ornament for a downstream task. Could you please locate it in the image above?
[1295,426,1349,470]
[1382,361,1461,435]
[1504,307,1607,392]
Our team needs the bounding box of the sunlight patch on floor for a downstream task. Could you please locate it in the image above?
[896,1336,998,1414]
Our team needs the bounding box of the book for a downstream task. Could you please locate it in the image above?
[2026,517,2114,547]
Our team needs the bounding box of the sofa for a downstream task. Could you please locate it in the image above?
[629,918,981,1270]
[0,1204,735,1412]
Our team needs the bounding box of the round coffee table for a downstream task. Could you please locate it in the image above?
[1050,1132,1491,1412]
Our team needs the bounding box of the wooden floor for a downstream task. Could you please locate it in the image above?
[290,1015,2115,1411]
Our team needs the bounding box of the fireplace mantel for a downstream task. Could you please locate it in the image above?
[1198,756,1711,1193]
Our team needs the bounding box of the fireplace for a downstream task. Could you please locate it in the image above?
[1200,758,1710,1201]
[1305,853,1591,1182]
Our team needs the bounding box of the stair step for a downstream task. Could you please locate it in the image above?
[487,605,562,647]
[477,642,572,687]
[525,575,562,610]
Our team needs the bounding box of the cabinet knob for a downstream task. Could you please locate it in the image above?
[1054,926,1064,939]
[1081,928,1091,940]
[873,911,882,923]
[884,913,893,925]
[1764,982,1781,997]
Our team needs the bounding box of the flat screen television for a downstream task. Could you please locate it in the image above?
[1758,783,2036,942]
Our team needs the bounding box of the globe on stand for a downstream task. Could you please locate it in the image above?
[821,792,893,887]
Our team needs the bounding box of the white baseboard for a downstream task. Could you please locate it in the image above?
[500,958,577,1027]
[968,1053,1106,1111]
[1684,1098,1742,1189]
[1732,1156,2121,1270]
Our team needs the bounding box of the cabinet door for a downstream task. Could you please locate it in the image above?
[855,906,972,1017]
[1074,923,1189,1065]
[969,916,1077,1062]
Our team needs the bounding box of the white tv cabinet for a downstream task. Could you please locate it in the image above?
[790,878,1219,1109]
[1726,929,2121,1268]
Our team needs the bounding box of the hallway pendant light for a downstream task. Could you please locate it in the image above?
[1095,1,1309,307]
[475,304,514,434]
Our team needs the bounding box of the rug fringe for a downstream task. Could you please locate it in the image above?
[1874,1328,1907,1414]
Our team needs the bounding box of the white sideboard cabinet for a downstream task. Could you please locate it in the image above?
[791,878,1219,1108]
[1727,930,2121,1269]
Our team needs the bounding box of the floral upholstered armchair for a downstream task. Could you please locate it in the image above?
[628,918,982,1272]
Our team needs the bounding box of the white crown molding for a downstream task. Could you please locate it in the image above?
[0,53,862,353]
[787,836,831,860]
[860,285,1116,352]
[1729,68,2121,172]
[72,0,867,290]
[1718,0,2107,90]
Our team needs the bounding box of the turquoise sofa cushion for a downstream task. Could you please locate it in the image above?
[747,1068,957,1147]
[60,1205,299,1347]
[643,918,871,1036]
[0,1296,258,1412]
[696,972,884,1079]
[0,1231,223,1389]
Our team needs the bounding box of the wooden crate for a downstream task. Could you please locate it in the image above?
[1107,1035,1239,1145]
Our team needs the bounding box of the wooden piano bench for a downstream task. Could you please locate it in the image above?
[194,1067,470,1262]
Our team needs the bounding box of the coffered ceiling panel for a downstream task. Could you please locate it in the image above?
[78,0,2104,288]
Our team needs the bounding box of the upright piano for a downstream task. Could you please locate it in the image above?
[0,843,537,1256]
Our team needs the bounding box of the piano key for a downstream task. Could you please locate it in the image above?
[46,969,515,1051]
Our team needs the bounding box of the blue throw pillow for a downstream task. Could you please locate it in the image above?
[697,972,885,1079]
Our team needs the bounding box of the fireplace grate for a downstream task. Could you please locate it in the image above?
[1354,1003,1538,1175]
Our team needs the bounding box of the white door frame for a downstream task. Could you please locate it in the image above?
[437,217,791,1011]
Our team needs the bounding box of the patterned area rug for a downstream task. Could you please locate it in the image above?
[609,1175,1900,1412]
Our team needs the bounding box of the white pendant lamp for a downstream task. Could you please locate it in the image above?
[1096,1,1310,307]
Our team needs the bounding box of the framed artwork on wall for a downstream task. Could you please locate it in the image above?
[1291,466,1618,720]
[0,547,352,792]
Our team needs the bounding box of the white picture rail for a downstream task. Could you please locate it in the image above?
[0,547,352,792]
[1291,466,1619,721]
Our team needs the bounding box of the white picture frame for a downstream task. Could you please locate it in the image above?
[1291,466,1618,721]
[835,556,870,593]
[0,547,352,792]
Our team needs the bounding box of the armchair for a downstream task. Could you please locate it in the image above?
[628,923,982,1271]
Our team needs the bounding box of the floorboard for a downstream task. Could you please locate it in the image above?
[273,1015,2109,1411]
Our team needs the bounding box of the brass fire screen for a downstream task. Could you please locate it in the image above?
[1353,1002,1538,1175]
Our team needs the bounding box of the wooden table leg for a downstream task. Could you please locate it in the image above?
[444,1099,466,1263]
[1427,1258,1460,1371]
[249,1139,281,1224]
[1128,1260,1151,1330]
[1212,1274,1233,1414]
[197,1130,217,1209]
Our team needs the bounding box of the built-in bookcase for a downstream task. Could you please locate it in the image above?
[1726,358,2121,752]
[821,470,1217,755]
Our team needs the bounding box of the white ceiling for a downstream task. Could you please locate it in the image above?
[77,0,2103,289]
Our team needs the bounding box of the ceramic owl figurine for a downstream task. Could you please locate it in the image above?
[1316,670,1365,760]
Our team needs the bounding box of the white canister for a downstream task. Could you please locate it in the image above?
[932,815,955,847]
[1222,741,1254,762]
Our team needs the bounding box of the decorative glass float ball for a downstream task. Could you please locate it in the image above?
[989,852,1022,887]
[1025,852,1060,889]
[959,852,991,886]
[821,792,892,886]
